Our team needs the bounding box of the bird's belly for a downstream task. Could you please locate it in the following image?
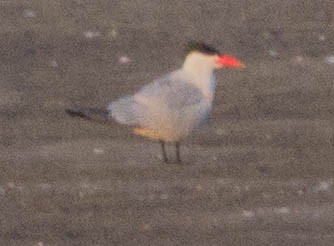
[136,101,211,141]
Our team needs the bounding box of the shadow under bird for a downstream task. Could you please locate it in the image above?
[66,41,245,163]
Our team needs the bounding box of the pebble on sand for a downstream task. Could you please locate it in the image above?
[93,148,104,155]
[313,181,332,192]
[50,60,58,68]
[292,55,305,65]
[83,31,101,39]
[318,34,326,41]
[324,55,334,65]
[119,56,131,64]
[297,190,304,196]
[262,31,271,40]
[242,210,255,218]
[7,182,15,189]
[0,186,5,196]
[268,49,279,58]
[23,10,36,18]
[108,29,118,39]
[160,194,168,200]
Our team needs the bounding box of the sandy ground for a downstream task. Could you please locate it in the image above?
[1,0,334,245]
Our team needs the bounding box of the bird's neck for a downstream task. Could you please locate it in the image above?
[182,60,216,101]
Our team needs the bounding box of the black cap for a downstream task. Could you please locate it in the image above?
[185,41,220,55]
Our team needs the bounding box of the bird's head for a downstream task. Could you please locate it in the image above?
[184,41,245,70]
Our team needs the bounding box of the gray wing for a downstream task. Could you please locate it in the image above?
[109,71,205,126]
[137,71,203,108]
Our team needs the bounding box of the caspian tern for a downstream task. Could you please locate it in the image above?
[66,41,244,163]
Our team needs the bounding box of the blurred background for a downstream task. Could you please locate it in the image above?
[1,1,334,245]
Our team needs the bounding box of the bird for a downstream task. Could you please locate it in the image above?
[66,41,244,163]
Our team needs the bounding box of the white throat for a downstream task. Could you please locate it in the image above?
[182,52,217,100]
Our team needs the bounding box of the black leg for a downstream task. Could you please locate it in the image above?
[160,140,168,163]
[175,142,181,163]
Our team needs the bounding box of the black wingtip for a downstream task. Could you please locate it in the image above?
[65,108,88,118]
[65,107,111,123]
